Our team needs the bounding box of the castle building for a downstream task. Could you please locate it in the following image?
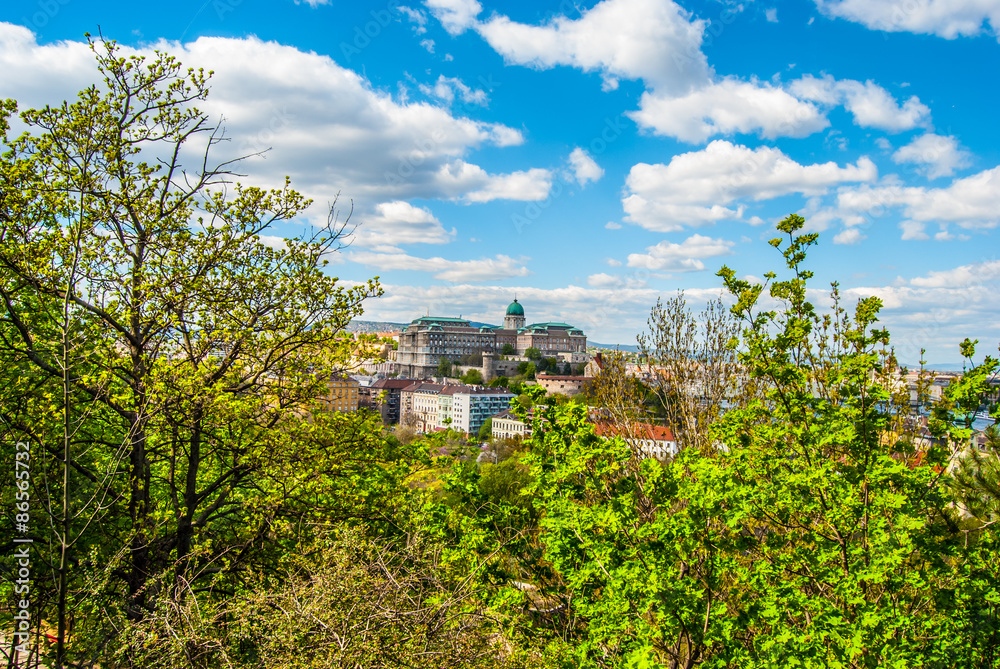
[395,299,587,379]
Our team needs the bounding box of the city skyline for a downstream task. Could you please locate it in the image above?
[2,0,999,363]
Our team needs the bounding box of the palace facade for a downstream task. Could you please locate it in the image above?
[395,299,587,379]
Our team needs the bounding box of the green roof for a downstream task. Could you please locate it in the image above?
[524,322,580,330]
[411,316,471,325]
[505,299,524,317]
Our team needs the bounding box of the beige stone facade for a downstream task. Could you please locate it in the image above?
[395,300,587,379]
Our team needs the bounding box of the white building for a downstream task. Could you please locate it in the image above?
[439,385,515,436]
[491,410,532,440]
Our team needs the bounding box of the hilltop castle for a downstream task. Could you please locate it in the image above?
[394,299,587,379]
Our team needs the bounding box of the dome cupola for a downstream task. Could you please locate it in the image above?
[503,297,526,330]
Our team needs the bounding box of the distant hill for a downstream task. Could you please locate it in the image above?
[346,320,407,333]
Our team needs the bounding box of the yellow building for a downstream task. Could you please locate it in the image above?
[324,374,359,413]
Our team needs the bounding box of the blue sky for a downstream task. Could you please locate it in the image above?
[2,0,999,364]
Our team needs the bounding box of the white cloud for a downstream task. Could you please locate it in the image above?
[605,221,622,230]
[892,133,972,179]
[900,220,930,240]
[626,234,736,271]
[349,251,530,282]
[0,26,548,216]
[419,75,488,105]
[474,0,710,94]
[567,147,604,186]
[420,39,436,52]
[587,273,648,288]
[833,227,866,244]
[351,201,455,251]
[835,166,1000,232]
[766,7,779,22]
[623,140,877,231]
[814,0,1000,39]
[910,260,1000,288]
[399,5,429,33]
[425,0,483,35]
[0,24,97,110]
[430,161,553,202]
[630,78,828,143]
[790,74,931,132]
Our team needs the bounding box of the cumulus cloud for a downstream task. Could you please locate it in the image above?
[898,221,928,241]
[349,251,530,282]
[892,133,972,179]
[425,0,483,35]
[567,147,604,186]
[622,140,877,231]
[833,227,866,244]
[586,273,648,288]
[630,78,828,142]
[814,0,1000,39]
[626,234,736,271]
[351,201,456,251]
[835,166,1000,233]
[790,74,931,132]
[0,25,545,220]
[429,161,552,202]
[474,0,710,94]
[910,259,1000,288]
[438,0,925,144]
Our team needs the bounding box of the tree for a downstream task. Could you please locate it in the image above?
[478,418,493,441]
[0,37,379,664]
[638,291,753,453]
[525,347,541,360]
[501,343,516,355]
[521,215,1000,667]
[438,357,453,377]
[460,352,484,366]
[461,368,485,385]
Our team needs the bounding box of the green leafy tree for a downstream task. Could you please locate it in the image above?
[0,37,379,664]
[521,215,1000,667]
[438,357,453,377]
[462,368,485,385]
[501,343,516,355]
[478,417,493,441]
[525,346,542,360]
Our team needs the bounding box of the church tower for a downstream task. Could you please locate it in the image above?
[504,298,525,330]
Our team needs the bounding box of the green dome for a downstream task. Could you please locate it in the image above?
[505,299,524,316]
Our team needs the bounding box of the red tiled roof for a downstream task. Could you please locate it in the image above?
[371,378,418,390]
[593,421,675,442]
